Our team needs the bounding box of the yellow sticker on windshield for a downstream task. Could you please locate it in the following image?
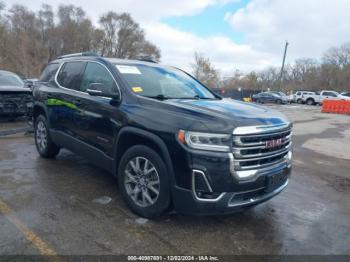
[132,87,143,93]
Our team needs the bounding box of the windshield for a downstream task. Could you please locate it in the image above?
[114,64,216,99]
[0,72,24,87]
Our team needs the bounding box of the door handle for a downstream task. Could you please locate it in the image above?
[74,99,82,106]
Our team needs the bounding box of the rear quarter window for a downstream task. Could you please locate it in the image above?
[39,63,60,82]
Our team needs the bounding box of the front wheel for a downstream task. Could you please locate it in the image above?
[34,115,60,158]
[276,99,282,104]
[118,145,171,218]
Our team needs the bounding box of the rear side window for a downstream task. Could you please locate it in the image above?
[39,63,59,82]
[57,61,86,91]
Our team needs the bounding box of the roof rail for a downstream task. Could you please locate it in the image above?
[57,52,99,59]
[136,56,158,63]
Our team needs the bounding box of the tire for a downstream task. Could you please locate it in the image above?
[118,145,170,218]
[306,99,315,105]
[34,115,60,158]
[276,99,282,104]
[297,99,302,104]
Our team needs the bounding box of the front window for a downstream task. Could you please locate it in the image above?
[81,62,117,93]
[0,72,24,87]
[114,64,216,99]
[324,91,338,97]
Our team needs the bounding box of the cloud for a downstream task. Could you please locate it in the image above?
[225,0,350,61]
[5,0,236,22]
[5,0,349,74]
[144,22,271,76]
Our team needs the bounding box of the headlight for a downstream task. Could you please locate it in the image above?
[177,130,231,152]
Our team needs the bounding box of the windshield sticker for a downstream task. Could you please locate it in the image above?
[116,65,141,74]
[132,87,143,93]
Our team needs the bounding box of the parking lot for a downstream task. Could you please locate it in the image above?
[0,104,349,255]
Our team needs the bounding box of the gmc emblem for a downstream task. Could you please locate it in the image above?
[265,138,283,149]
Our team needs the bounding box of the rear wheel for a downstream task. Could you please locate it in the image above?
[276,99,282,104]
[306,99,315,105]
[118,145,170,218]
[34,115,60,158]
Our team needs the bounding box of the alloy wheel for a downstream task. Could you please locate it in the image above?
[36,121,47,152]
[124,157,160,207]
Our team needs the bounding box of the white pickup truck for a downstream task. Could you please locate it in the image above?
[303,90,350,105]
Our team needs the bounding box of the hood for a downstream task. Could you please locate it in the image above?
[164,98,289,128]
[0,85,31,92]
[339,95,350,100]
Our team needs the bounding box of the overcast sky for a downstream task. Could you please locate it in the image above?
[5,0,350,76]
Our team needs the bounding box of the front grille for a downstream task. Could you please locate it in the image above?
[1,94,32,104]
[232,124,292,171]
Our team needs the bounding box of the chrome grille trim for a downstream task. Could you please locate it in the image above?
[233,141,292,158]
[232,136,291,150]
[233,153,289,171]
[232,122,291,135]
[231,123,293,179]
[233,130,292,147]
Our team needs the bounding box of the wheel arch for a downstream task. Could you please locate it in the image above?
[306,98,315,104]
[33,102,49,122]
[114,127,175,184]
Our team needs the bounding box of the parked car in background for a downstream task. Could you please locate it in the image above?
[252,92,289,104]
[293,91,315,104]
[271,91,292,103]
[341,92,350,97]
[302,90,350,105]
[0,70,33,117]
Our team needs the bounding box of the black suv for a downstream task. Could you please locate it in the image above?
[33,53,292,218]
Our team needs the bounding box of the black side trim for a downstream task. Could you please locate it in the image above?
[114,127,175,184]
[50,130,114,173]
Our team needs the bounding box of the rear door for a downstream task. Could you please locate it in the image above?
[265,93,274,103]
[51,61,87,137]
[259,93,267,102]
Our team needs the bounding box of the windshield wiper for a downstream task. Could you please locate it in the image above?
[176,95,217,100]
[144,94,217,100]
[144,94,171,100]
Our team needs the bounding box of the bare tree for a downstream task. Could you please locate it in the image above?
[323,43,350,68]
[0,3,161,78]
[191,52,219,89]
[99,12,160,61]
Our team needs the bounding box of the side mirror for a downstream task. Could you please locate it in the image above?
[24,80,33,89]
[87,83,120,100]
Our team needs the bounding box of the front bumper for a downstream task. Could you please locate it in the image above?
[171,164,291,215]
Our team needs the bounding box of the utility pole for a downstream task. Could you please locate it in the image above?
[279,41,289,91]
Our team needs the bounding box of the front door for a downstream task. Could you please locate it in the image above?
[75,62,123,156]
